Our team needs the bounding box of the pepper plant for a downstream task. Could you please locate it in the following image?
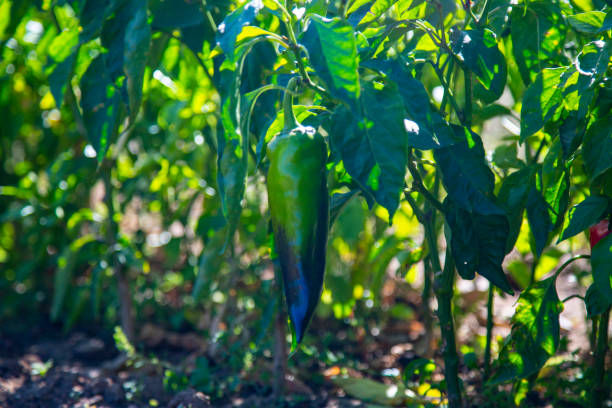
[210,0,612,405]
[1,0,611,406]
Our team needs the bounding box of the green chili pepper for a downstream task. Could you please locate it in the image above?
[266,78,329,350]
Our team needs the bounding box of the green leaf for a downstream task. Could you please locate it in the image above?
[590,232,612,304]
[444,198,513,294]
[492,143,523,170]
[436,128,513,293]
[559,113,586,159]
[330,81,408,219]
[520,68,566,141]
[526,187,553,257]
[559,195,609,242]
[585,284,612,318]
[216,0,264,60]
[567,11,607,33]
[192,231,226,299]
[123,0,151,123]
[576,40,610,87]
[498,166,534,253]
[216,38,271,243]
[367,59,456,150]
[491,277,563,383]
[583,115,612,181]
[101,1,132,86]
[51,247,78,321]
[302,15,360,109]
[0,0,31,42]
[541,144,570,230]
[79,55,121,162]
[79,0,123,43]
[217,75,245,242]
[150,0,205,28]
[511,1,567,85]
[449,28,507,103]
[346,0,394,26]
[434,126,496,213]
[48,28,79,63]
[51,235,97,321]
[332,377,407,405]
[49,53,77,108]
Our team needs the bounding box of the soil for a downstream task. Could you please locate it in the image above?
[0,323,372,408]
[0,256,597,407]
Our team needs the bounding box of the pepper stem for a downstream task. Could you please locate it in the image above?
[283,77,300,131]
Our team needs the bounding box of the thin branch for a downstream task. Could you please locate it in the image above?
[424,60,464,126]
[406,154,445,214]
[561,294,584,303]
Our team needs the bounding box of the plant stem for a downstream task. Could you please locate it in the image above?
[591,307,610,408]
[406,156,445,213]
[273,264,287,399]
[436,245,463,407]
[463,69,472,128]
[426,61,464,125]
[440,57,455,115]
[102,160,135,342]
[484,284,494,380]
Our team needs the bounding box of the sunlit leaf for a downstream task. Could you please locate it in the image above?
[302,15,360,110]
[491,277,563,383]
[559,195,610,242]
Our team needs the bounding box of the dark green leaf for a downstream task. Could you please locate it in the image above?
[492,143,523,170]
[375,60,457,150]
[150,0,204,28]
[434,126,496,213]
[559,113,586,159]
[79,0,123,43]
[123,0,151,122]
[330,190,360,226]
[541,144,570,230]
[79,56,121,162]
[498,166,534,253]
[444,198,513,294]
[216,0,264,60]
[585,284,612,318]
[590,232,612,304]
[576,40,610,87]
[449,28,507,103]
[362,59,456,150]
[302,15,360,109]
[49,53,77,108]
[526,187,552,257]
[583,115,612,181]
[520,68,566,141]
[559,195,609,242]
[330,81,408,218]
[436,128,512,293]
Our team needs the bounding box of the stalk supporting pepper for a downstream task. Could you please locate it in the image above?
[266,78,329,350]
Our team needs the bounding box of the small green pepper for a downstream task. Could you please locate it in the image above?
[266,78,329,350]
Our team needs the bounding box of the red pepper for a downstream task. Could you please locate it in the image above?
[589,219,611,248]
